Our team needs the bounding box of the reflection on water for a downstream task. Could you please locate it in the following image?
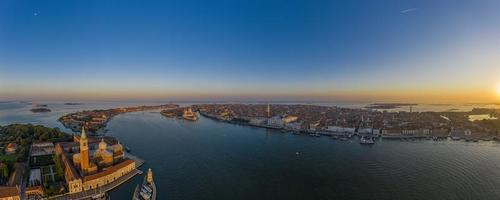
[107,112,500,200]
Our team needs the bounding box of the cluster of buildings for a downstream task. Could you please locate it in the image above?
[55,128,135,193]
[0,128,138,200]
[192,104,500,140]
[161,107,199,121]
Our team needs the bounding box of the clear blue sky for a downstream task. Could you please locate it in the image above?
[1,0,499,102]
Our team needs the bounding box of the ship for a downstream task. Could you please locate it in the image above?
[182,107,199,121]
[360,136,375,145]
[133,168,157,200]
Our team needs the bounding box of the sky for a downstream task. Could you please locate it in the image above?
[0,0,499,103]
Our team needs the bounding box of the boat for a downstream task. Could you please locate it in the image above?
[309,133,320,137]
[133,168,157,200]
[340,137,349,141]
[360,136,375,145]
[91,192,110,200]
[332,135,339,140]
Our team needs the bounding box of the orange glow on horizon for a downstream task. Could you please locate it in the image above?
[496,82,500,101]
[1,83,498,103]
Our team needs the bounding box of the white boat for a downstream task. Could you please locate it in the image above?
[133,169,157,200]
[360,136,375,145]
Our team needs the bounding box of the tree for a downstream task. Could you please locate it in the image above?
[0,163,9,181]
[52,155,64,180]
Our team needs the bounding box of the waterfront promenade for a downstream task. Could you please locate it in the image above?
[49,152,145,200]
[50,169,141,200]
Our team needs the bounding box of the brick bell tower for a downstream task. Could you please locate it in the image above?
[80,127,90,173]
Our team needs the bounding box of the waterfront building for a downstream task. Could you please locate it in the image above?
[327,126,356,134]
[309,122,321,131]
[182,107,199,121]
[358,128,377,134]
[55,127,136,194]
[267,116,284,128]
[451,129,473,138]
[249,118,266,126]
[284,122,302,131]
[282,115,298,123]
[381,128,403,138]
[431,128,450,138]
[401,129,430,136]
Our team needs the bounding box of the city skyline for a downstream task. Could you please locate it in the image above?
[1,0,500,103]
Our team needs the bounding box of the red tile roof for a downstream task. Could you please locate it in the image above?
[83,159,134,182]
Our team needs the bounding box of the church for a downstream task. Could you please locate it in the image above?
[55,127,136,193]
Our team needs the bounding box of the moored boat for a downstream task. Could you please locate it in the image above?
[360,136,375,145]
[133,168,157,200]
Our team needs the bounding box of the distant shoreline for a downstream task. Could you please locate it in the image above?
[58,104,178,133]
[30,107,51,113]
[365,103,418,109]
[63,102,84,105]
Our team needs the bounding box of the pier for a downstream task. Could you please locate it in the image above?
[126,152,145,168]
[50,169,142,200]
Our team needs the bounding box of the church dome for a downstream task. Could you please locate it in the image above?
[112,142,123,152]
[99,139,107,150]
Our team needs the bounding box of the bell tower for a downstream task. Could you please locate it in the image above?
[80,127,90,172]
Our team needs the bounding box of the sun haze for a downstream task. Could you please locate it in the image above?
[0,1,500,103]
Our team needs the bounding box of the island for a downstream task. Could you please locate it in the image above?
[30,108,51,113]
[63,103,84,105]
[161,107,199,121]
[59,104,179,133]
[0,124,143,199]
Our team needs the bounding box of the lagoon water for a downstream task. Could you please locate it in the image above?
[2,101,500,199]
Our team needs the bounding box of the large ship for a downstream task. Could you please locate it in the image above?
[133,168,157,200]
[182,107,199,121]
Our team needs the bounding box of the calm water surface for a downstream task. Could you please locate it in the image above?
[2,101,500,199]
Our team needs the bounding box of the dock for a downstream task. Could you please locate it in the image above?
[126,152,145,168]
[50,169,142,200]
